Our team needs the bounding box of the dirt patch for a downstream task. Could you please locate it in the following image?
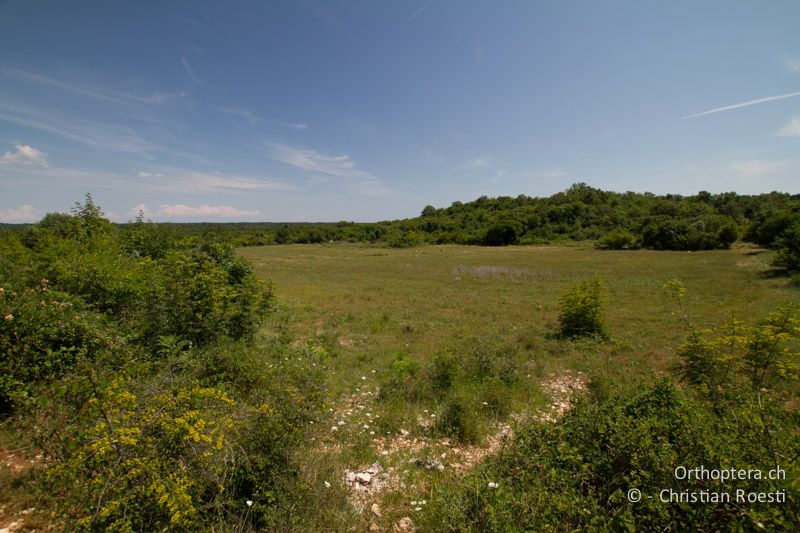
[337,336,355,347]
[2,449,39,474]
[451,265,554,279]
[448,423,514,472]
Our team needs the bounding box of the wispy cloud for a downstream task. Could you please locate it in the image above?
[424,149,444,165]
[787,58,800,74]
[137,171,165,178]
[157,168,297,193]
[219,107,262,125]
[123,202,261,221]
[0,143,49,167]
[1,67,187,107]
[409,0,436,21]
[527,167,571,179]
[451,156,495,175]
[281,122,308,130]
[267,142,371,178]
[265,142,391,196]
[311,8,343,31]
[682,90,800,119]
[729,159,790,177]
[181,18,203,30]
[0,67,200,159]
[157,204,261,218]
[601,127,633,139]
[777,116,800,137]
[181,56,206,85]
[3,162,297,195]
[0,103,159,154]
[0,204,38,223]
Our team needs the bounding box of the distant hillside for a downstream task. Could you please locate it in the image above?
[203,183,799,251]
[4,184,798,252]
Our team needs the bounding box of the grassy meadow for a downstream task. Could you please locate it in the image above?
[242,242,791,376]
[238,242,797,530]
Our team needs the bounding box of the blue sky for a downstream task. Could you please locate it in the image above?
[1,0,799,222]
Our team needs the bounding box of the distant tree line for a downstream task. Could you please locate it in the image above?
[152,184,799,260]
[3,183,798,266]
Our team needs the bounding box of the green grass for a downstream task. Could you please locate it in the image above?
[242,242,791,374]
[238,242,797,530]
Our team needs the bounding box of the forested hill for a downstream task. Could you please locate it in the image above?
[4,184,799,255]
[177,183,798,253]
[383,183,797,249]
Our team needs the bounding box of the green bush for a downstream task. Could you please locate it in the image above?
[641,215,738,250]
[595,229,638,250]
[0,280,124,411]
[557,277,608,339]
[377,353,422,402]
[131,246,271,348]
[48,380,239,531]
[434,396,479,443]
[421,379,799,531]
[427,351,458,398]
[678,306,799,408]
[19,198,273,350]
[772,219,800,273]
[482,221,521,246]
[39,334,324,531]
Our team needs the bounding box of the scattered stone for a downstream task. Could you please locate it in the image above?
[371,503,382,517]
[537,373,587,422]
[409,457,445,472]
[369,523,381,532]
[393,516,415,532]
[343,463,393,512]
[337,336,354,347]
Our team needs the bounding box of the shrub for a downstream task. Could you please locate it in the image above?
[421,379,799,531]
[744,209,800,248]
[483,221,521,246]
[772,219,800,273]
[42,336,324,531]
[386,231,424,248]
[378,353,422,402]
[48,380,239,531]
[0,280,124,411]
[678,306,799,406]
[427,351,458,398]
[557,277,608,339]
[641,215,738,250]
[148,245,272,347]
[595,229,638,250]
[23,200,273,349]
[434,396,479,443]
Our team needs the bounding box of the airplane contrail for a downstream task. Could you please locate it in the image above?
[409,0,436,22]
[682,90,800,119]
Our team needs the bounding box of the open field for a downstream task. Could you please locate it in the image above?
[243,242,793,377]
[239,243,798,530]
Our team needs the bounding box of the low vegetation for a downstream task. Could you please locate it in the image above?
[80,183,795,256]
[1,196,322,530]
[1,193,797,531]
